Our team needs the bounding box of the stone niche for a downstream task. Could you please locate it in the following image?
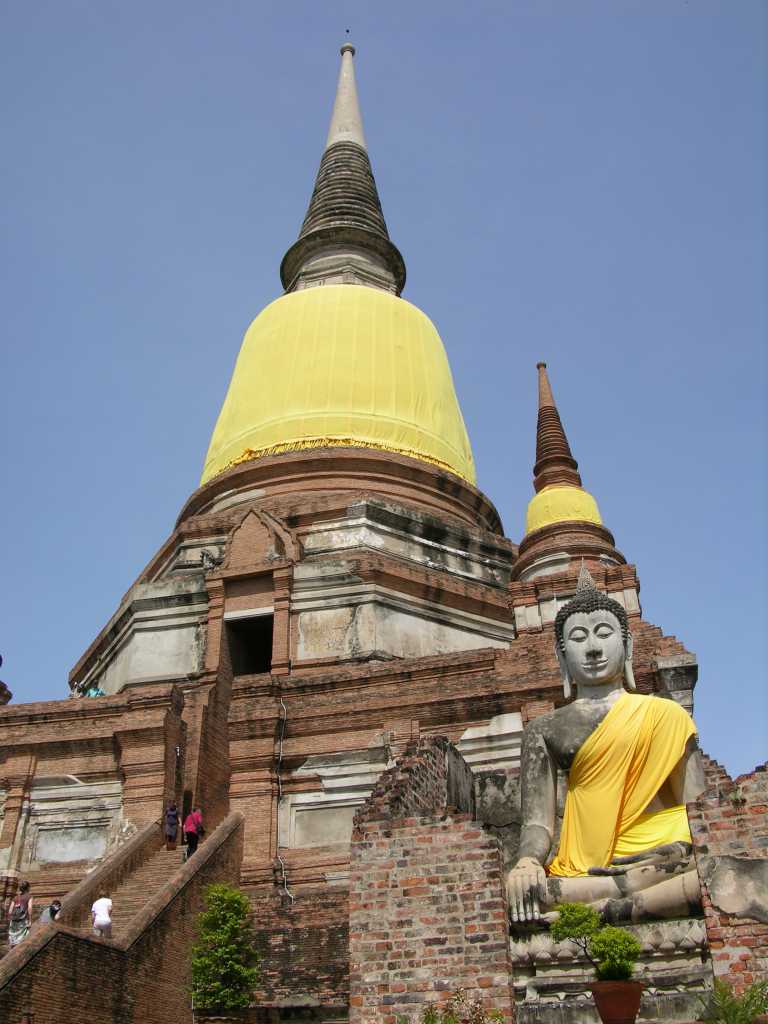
[71,576,208,695]
[20,775,124,870]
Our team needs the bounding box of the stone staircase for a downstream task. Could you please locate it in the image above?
[0,846,188,953]
[89,845,185,939]
[0,813,244,1023]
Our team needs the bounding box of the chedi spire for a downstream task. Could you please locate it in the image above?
[533,362,582,493]
[513,363,626,581]
[280,44,406,295]
[525,362,602,535]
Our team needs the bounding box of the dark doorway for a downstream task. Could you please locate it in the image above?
[226,614,274,675]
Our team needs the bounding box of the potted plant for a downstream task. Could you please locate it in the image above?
[550,903,643,1024]
[191,883,261,1022]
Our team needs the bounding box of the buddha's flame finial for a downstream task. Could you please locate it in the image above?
[575,560,598,594]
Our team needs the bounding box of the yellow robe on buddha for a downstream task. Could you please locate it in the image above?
[547,692,696,878]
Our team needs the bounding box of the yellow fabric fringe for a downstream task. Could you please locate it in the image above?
[225,436,463,479]
[548,692,695,877]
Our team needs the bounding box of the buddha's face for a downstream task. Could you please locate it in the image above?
[561,609,626,689]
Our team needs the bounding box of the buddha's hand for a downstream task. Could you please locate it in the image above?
[506,857,547,923]
[587,841,693,876]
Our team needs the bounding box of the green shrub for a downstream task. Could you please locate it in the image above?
[549,903,602,944]
[589,926,643,981]
[549,901,641,981]
[700,978,768,1024]
[191,883,261,1010]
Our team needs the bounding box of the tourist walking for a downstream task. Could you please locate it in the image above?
[91,891,113,938]
[6,880,33,947]
[183,805,204,859]
[164,801,180,850]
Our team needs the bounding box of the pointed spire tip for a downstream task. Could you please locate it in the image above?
[325,38,366,150]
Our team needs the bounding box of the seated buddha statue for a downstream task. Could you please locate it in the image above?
[506,567,704,925]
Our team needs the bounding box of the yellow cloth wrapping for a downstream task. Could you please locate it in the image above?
[201,285,476,485]
[548,693,696,877]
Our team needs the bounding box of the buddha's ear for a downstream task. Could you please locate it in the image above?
[624,630,636,691]
[555,643,573,700]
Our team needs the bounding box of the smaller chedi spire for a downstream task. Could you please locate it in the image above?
[280,43,405,295]
[513,363,625,580]
[526,362,601,533]
[533,362,581,492]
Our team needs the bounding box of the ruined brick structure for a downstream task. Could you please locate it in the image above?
[689,759,768,991]
[349,738,514,1024]
[1,42,765,1024]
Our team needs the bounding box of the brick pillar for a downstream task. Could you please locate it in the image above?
[272,566,292,675]
[230,764,278,875]
[116,686,186,826]
[117,728,171,825]
[349,737,515,1024]
[204,578,226,674]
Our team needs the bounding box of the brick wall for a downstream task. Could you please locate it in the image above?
[349,737,514,1024]
[248,889,349,1008]
[0,812,244,1024]
[689,757,768,991]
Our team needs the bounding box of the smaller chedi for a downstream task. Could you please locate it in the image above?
[506,565,705,925]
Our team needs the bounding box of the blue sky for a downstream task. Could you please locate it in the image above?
[1,2,765,776]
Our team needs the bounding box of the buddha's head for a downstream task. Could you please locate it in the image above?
[554,573,635,698]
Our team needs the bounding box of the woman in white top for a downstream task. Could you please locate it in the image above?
[91,891,113,938]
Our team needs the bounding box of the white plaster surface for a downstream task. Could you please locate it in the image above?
[295,585,512,663]
[279,748,391,849]
[21,775,124,870]
[294,554,512,663]
[73,577,208,695]
[301,506,511,588]
[457,712,525,772]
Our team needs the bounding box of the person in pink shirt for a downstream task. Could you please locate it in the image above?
[183,806,204,859]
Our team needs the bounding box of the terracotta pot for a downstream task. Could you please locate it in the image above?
[590,981,645,1024]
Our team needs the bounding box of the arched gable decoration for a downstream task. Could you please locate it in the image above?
[223,509,296,571]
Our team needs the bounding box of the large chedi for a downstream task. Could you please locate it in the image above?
[1,41,765,1024]
[202,44,475,486]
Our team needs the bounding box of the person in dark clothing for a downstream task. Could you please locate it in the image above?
[164,802,180,850]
